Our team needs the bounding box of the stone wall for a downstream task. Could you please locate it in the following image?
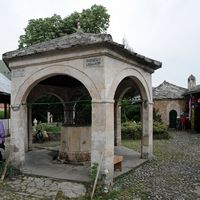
[154,99,186,126]
[59,126,91,162]
[7,41,156,184]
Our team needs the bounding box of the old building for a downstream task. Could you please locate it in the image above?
[0,73,11,135]
[3,32,161,184]
[183,75,200,132]
[153,81,187,128]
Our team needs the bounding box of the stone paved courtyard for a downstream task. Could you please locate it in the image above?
[112,131,200,200]
[1,176,86,200]
[0,131,200,199]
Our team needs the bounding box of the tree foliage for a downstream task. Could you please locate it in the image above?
[121,99,141,123]
[18,4,110,48]
[32,94,64,122]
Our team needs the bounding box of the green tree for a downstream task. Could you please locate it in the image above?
[18,4,110,48]
[121,99,141,123]
[31,94,64,122]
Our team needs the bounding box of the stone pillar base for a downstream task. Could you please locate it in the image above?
[59,151,91,162]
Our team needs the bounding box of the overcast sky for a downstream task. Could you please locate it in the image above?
[0,0,200,87]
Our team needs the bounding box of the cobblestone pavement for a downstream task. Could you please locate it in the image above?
[0,176,86,200]
[112,131,200,200]
[1,138,88,199]
[1,131,200,199]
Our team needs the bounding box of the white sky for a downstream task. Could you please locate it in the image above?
[0,0,200,87]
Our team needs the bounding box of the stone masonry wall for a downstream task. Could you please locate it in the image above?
[154,99,186,126]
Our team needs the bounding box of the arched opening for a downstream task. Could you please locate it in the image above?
[114,77,142,144]
[108,68,153,164]
[31,94,64,123]
[113,76,149,169]
[169,110,177,128]
[24,74,92,179]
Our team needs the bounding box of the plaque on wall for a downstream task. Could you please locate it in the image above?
[12,68,25,78]
[84,57,103,68]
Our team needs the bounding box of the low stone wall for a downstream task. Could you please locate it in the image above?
[59,126,91,162]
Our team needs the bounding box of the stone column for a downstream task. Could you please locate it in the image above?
[10,104,27,168]
[91,100,114,186]
[141,101,153,159]
[63,108,67,124]
[28,106,33,151]
[114,102,121,146]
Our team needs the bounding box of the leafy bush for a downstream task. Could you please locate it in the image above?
[45,123,61,133]
[0,162,21,179]
[153,121,169,139]
[34,123,61,134]
[121,100,141,123]
[121,121,142,139]
[121,121,169,140]
[0,111,4,119]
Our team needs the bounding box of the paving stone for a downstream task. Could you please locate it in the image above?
[34,179,44,188]
[113,131,200,199]
[44,179,52,187]
[45,191,57,197]
[34,190,45,196]
[26,187,38,194]
[59,182,87,198]
[1,131,199,199]
[49,182,58,190]
[27,181,36,187]
[194,186,200,195]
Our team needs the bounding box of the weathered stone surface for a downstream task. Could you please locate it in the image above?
[3,32,161,70]
[154,99,185,126]
[113,131,200,200]
[3,32,160,185]
[3,32,112,59]
[3,176,86,199]
[153,81,187,100]
[153,80,188,126]
[59,126,91,162]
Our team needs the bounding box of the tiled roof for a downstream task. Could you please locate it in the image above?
[183,84,200,95]
[2,32,161,71]
[0,73,11,94]
[153,81,187,100]
[0,60,11,80]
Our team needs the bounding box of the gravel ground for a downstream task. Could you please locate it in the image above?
[0,131,199,200]
[112,131,200,200]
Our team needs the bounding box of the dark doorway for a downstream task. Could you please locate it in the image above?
[169,110,177,128]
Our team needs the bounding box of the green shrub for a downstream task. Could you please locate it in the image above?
[34,123,61,134]
[121,121,142,139]
[121,121,169,140]
[0,162,21,178]
[45,124,61,133]
[153,121,169,139]
[0,111,4,119]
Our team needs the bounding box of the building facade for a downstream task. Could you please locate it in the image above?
[153,81,187,128]
[183,75,200,132]
[3,32,161,184]
[153,75,200,133]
